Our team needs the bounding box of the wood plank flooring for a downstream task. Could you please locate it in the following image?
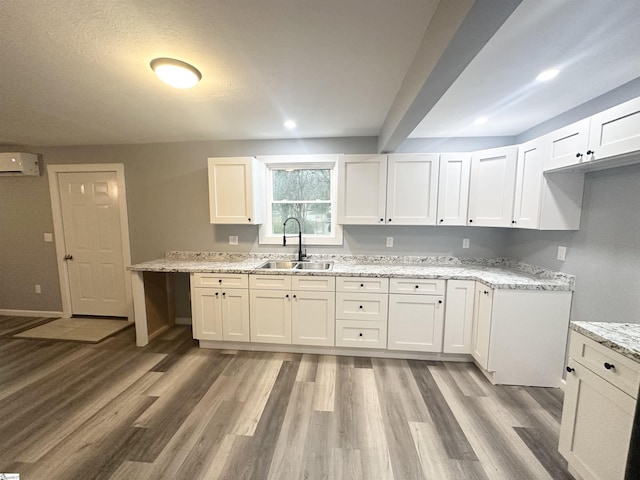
[0,316,573,479]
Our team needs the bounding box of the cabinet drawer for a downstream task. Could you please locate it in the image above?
[291,275,335,292]
[389,278,445,295]
[569,331,640,398]
[336,320,387,349]
[335,293,388,321]
[249,274,292,290]
[192,272,248,289]
[336,277,389,293]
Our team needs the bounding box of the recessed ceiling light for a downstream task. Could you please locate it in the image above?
[536,69,560,82]
[474,116,488,125]
[150,58,202,89]
[284,120,297,130]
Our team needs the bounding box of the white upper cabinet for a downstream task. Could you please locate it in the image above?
[543,119,591,171]
[436,153,471,226]
[468,146,518,227]
[513,138,585,230]
[386,154,439,225]
[588,96,640,161]
[337,154,387,225]
[208,157,266,224]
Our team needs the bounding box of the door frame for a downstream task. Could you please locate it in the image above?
[48,164,134,322]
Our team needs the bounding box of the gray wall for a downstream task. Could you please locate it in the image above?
[506,161,640,323]
[0,137,510,314]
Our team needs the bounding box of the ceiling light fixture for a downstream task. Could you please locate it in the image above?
[284,120,297,130]
[150,58,202,89]
[536,69,560,82]
[474,116,488,125]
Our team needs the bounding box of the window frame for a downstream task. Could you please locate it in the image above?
[257,155,343,246]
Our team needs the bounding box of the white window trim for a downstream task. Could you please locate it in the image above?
[257,155,343,246]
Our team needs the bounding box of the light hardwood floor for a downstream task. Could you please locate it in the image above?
[0,316,573,480]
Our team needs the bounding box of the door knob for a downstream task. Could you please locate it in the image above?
[64,254,73,260]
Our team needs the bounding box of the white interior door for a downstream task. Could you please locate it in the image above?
[58,171,127,316]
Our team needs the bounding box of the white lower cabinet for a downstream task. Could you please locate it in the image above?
[191,273,250,342]
[335,277,389,349]
[442,280,475,354]
[387,278,445,353]
[249,275,335,346]
[559,331,639,480]
[471,284,493,369]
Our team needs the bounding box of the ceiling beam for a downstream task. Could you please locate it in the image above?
[377,0,523,153]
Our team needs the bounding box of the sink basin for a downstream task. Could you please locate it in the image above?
[257,261,298,270]
[295,261,333,271]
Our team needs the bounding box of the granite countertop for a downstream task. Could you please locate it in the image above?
[571,322,640,364]
[129,252,574,291]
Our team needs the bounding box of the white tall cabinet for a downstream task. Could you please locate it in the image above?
[467,146,518,227]
[437,153,471,226]
[208,157,266,224]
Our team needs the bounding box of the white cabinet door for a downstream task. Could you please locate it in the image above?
[559,360,635,480]
[471,284,492,369]
[337,154,387,225]
[512,139,544,229]
[208,157,265,224]
[249,289,292,344]
[442,280,475,354]
[221,289,250,342]
[543,118,591,171]
[292,290,335,346]
[386,154,439,225]
[387,294,444,352]
[468,146,518,227]
[588,96,640,161]
[192,287,223,341]
[436,153,471,226]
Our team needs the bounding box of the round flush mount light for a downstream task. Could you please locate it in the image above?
[150,58,202,89]
[474,116,488,125]
[536,69,560,82]
[284,119,297,130]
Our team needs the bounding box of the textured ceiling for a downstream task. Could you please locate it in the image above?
[0,0,437,146]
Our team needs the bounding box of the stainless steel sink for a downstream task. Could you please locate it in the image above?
[256,260,333,271]
[257,261,299,270]
[295,261,333,271]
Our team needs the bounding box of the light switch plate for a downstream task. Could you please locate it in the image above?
[44,233,53,242]
[557,246,567,261]
[229,236,239,245]
[386,237,393,248]
[462,238,470,249]
[35,284,41,294]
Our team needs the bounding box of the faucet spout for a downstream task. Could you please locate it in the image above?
[283,217,304,261]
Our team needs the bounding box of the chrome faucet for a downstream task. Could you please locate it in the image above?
[283,217,305,261]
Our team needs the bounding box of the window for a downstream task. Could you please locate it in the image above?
[258,155,343,245]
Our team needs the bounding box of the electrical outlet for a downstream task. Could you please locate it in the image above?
[35,284,41,294]
[462,238,470,249]
[386,237,393,248]
[229,235,238,245]
[557,246,567,261]
[44,233,53,242]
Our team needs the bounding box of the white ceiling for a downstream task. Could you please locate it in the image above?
[1,1,640,147]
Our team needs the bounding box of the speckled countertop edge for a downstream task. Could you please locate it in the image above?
[571,321,640,364]
[128,252,574,292]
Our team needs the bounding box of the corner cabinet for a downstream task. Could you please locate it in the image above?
[208,156,266,224]
[559,331,640,480]
[467,146,518,227]
[470,286,573,387]
[191,273,250,342]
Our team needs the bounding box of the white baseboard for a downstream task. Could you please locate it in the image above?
[175,316,192,325]
[0,309,63,318]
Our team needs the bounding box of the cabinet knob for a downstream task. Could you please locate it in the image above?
[586,150,595,155]
[360,283,364,287]
[575,153,583,158]
[469,219,473,223]
[388,218,392,222]
[439,219,444,223]
[380,218,384,222]
[248,218,251,222]
[359,333,363,337]
[359,305,363,309]
[604,362,615,370]
[215,292,219,297]
[511,220,516,224]
[483,290,489,295]
[566,366,575,373]
[285,294,289,299]
[438,300,443,304]
[218,279,222,283]
[415,285,419,289]
[222,292,226,297]
[293,294,297,299]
